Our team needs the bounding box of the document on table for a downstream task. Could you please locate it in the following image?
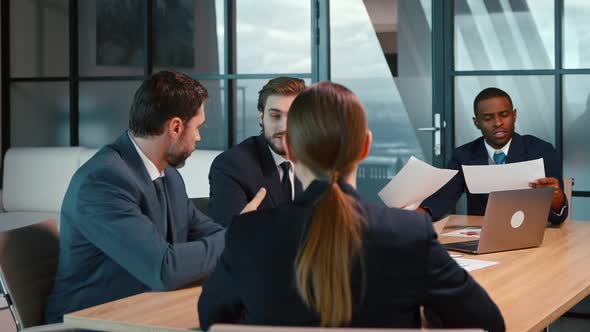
[462,158,545,194]
[442,227,481,238]
[453,257,498,272]
[378,156,458,209]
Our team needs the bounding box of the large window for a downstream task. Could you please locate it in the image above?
[2,1,589,219]
[452,0,590,220]
[330,0,434,202]
[2,0,312,152]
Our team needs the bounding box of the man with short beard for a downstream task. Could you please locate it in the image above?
[45,71,265,323]
[209,77,306,226]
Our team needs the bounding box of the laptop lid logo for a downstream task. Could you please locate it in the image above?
[511,210,525,228]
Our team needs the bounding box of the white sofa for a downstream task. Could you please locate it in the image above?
[0,147,221,231]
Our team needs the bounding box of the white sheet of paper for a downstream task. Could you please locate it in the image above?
[462,158,545,194]
[442,227,481,238]
[378,156,458,209]
[432,217,449,236]
[453,257,498,272]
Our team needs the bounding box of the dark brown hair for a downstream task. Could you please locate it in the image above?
[129,70,208,137]
[257,77,306,113]
[288,81,368,327]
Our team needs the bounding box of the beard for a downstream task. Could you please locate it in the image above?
[167,143,192,169]
[263,129,286,156]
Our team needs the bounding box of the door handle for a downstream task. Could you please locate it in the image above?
[417,113,442,156]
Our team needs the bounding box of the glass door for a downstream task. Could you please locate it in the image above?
[329,0,438,202]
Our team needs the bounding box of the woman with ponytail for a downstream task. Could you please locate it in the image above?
[199,82,504,332]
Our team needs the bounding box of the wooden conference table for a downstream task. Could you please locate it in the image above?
[64,215,590,332]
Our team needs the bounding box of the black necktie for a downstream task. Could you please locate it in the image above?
[153,177,171,242]
[280,161,293,203]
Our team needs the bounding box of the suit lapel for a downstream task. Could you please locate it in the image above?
[469,138,491,166]
[505,133,526,163]
[294,178,303,198]
[114,132,169,240]
[256,134,283,206]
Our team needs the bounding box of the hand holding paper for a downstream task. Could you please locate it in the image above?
[378,156,458,209]
[462,158,545,194]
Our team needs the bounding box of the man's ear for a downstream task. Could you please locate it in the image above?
[513,109,517,122]
[472,116,480,129]
[283,134,297,163]
[258,111,263,128]
[168,117,184,138]
[359,130,372,161]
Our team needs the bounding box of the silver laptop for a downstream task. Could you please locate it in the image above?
[444,187,554,254]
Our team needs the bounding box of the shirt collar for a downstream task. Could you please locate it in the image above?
[268,145,290,168]
[484,138,512,162]
[128,132,165,181]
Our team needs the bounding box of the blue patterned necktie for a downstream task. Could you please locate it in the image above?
[280,161,293,203]
[493,151,507,165]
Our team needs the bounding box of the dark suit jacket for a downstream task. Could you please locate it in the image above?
[198,181,505,332]
[45,133,226,323]
[208,134,302,226]
[422,133,568,225]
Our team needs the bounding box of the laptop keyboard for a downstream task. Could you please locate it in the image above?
[445,240,479,252]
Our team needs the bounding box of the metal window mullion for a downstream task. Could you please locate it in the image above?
[226,0,236,148]
[555,0,563,168]
[146,0,154,76]
[1,0,10,165]
[69,0,79,146]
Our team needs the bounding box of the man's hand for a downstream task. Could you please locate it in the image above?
[529,177,565,213]
[240,188,267,215]
[416,206,433,216]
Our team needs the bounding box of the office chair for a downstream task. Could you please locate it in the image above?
[191,197,210,216]
[0,219,76,331]
[563,177,574,223]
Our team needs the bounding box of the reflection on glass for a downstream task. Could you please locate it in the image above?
[198,80,226,150]
[572,197,590,221]
[564,1,590,68]
[454,76,554,147]
[234,78,311,144]
[454,0,554,70]
[10,0,69,77]
[79,81,142,148]
[154,0,224,75]
[563,75,590,191]
[80,80,226,150]
[78,0,146,76]
[236,0,310,73]
[331,0,432,203]
[11,82,69,146]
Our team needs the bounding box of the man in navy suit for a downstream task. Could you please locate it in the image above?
[208,77,306,226]
[420,87,568,225]
[45,71,264,323]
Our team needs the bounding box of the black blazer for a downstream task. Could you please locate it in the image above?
[208,134,302,226]
[198,181,505,332]
[422,133,568,225]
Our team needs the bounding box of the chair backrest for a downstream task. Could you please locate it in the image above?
[178,150,222,198]
[564,177,574,222]
[191,197,209,216]
[209,324,484,332]
[0,219,59,329]
[2,148,86,213]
